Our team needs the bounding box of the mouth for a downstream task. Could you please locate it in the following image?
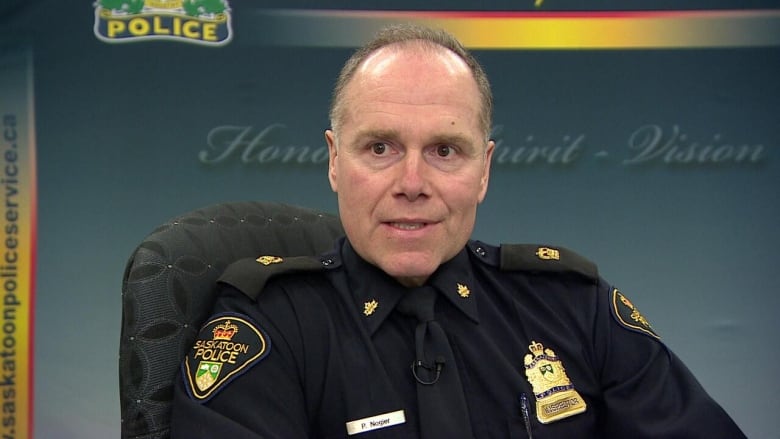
[387,222,428,231]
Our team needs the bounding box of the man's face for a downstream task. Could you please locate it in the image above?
[326,44,494,287]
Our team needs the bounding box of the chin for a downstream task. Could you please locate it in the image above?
[380,260,438,286]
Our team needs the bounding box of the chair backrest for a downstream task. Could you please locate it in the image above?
[119,201,343,439]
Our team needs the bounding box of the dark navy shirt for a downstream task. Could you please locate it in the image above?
[172,239,745,438]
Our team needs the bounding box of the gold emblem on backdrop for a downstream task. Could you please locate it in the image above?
[256,256,283,266]
[523,340,587,424]
[93,0,234,47]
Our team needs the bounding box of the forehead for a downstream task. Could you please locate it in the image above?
[357,42,470,81]
[340,44,482,134]
[351,43,475,95]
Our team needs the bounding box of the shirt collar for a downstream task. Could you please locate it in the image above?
[339,240,481,335]
[427,248,480,325]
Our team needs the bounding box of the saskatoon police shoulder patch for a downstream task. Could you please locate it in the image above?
[610,288,660,340]
[182,313,270,402]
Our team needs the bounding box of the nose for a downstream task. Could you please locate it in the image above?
[394,152,430,201]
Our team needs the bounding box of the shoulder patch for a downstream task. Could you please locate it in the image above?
[218,255,325,300]
[609,288,660,340]
[182,313,271,402]
[499,244,598,282]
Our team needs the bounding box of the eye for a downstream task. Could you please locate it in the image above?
[371,142,388,155]
[436,145,454,157]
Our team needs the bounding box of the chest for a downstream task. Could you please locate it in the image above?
[321,282,601,438]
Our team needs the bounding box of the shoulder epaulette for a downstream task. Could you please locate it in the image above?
[499,244,598,283]
[217,255,325,300]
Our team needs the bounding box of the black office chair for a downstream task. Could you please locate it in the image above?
[119,201,343,439]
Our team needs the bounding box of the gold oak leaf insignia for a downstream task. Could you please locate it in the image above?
[364,300,379,316]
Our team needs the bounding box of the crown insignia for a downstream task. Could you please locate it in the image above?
[256,255,283,266]
[212,320,239,341]
[528,340,545,356]
[535,247,560,261]
[146,0,183,8]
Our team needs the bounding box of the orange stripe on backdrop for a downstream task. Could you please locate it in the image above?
[0,45,36,439]
[257,9,780,49]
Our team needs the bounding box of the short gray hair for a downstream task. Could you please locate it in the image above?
[329,24,493,140]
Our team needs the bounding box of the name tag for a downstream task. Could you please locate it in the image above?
[345,410,406,435]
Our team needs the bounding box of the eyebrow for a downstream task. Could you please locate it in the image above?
[352,129,475,149]
[352,128,401,143]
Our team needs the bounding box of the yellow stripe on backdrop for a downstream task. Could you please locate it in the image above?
[254,9,780,49]
[0,42,36,439]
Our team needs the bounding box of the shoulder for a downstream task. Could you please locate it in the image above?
[468,241,599,284]
[217,254,328,301]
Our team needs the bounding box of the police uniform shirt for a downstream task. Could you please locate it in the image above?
[172,238,745,438]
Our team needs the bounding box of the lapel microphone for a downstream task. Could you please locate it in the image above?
[411,355,446,385]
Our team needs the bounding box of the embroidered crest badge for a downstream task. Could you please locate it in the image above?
[523,340,587,424]
[611,288,660,340]
[183,313,270,402]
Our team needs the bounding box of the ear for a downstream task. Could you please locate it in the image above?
[325,129,338,193]
[477,139,494,203]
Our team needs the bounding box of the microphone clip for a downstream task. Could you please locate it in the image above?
[411,355,445,385]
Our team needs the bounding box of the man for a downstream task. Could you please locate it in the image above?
[172,24,745,438]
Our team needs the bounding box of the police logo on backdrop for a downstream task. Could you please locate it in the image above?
[94,0,233,46]
[183,313,270,402]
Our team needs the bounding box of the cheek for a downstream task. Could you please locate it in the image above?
[447,174,487,205]
[337,165,380,205]
[342,169,366,193]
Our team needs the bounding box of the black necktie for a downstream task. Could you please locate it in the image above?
[397,286,473,439]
